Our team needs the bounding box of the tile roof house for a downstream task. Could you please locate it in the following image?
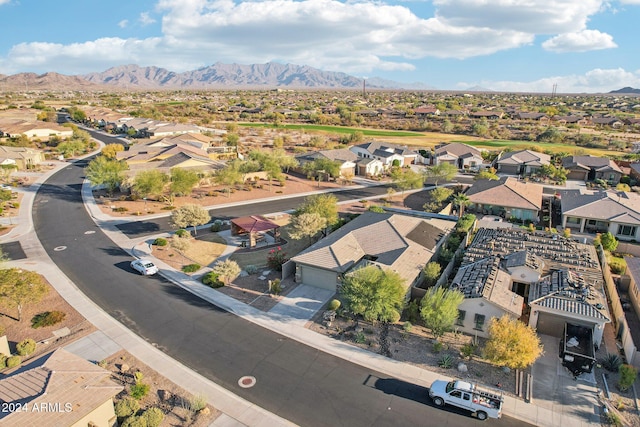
[0,119,73,140]
[289,211,455,293]
[465,177,543,221]
[349,142,418,168]
[433,143,484,170]
[296,148,359,177]
[561,155,623,184]
[0,146,46,170]
[560,189,640,241]
[0,348,122,427]
[495,150,551,176]
[455,227,608,343]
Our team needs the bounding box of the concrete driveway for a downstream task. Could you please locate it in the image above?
[531,334,601,426]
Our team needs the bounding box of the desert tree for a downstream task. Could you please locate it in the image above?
[85,156,129,195]
[287,212,326,243]
[423,162,457,187]
[0,268,49,321]
[340,265,405,323]
[101,143,125,159]
[170,168,200,200]
[132,170,169,200]
[170,204,210,236]
[293,193,339,235]
[475,169,499,181]
[420,286,464,339]
[422,262,442,288]
[214,163,243,197]
[212,259,241,286]
[483,315,543,370]
[391,168,423,196]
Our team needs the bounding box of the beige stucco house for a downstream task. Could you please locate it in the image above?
[0,348,123,427]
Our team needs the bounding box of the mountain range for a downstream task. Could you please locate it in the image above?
[609,87,640,94]
[0,63,433,91]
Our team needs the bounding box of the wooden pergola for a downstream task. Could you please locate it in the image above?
[230,215,281,248]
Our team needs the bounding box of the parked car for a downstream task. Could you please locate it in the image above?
[130,259,159,276]
[429,379,503,420]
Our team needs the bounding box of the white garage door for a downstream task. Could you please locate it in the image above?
[300,266,338,291]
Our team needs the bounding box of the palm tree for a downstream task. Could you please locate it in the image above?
[452,193,470,218]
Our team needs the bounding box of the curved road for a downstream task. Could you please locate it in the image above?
[32,132,530,426]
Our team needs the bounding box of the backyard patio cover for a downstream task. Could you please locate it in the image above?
[231,215,280,235]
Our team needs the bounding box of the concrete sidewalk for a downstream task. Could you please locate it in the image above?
[2,158,604,427]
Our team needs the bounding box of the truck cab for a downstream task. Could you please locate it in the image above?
[429,379,503,421]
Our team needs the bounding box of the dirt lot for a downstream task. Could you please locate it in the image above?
[94,172,347,218]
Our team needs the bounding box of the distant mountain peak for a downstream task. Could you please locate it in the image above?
[609,87,640,94]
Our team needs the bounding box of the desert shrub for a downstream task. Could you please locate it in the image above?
[600,353,622,372]
[188,394,207,412]
[121,416,146,427]
[269,278,282,295]
[460,343,477,359]
[113,207,128,212]
[266,247,288,271]
[0,354,7,369]
[182,264,201,273]
[328,299,341,311]
[6,355,21,369]
[142,407,165,427]
[354,331,366,344]
[201,272,223,288]
[210,220,223,232]
[605,411,623,427]
[609,257,626,275]
[153,238,168,246]
[16,338,36,356]
[130,382,150,400]
[245,265,259,275]
[115,397,140,418]
[432,341,445,353]
[405,299,420,324]
[438,354,454,369]
[403,322,412,332]
[618,364,637,392]
[31,311,66,328]
[175,229,189,238]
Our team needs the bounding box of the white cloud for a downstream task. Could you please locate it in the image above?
[118,19,129,29]
[619,0,640,4]
[542,29,617,52]
[0,0,619,80]
[139,12,156,26]
[458,68,640,93]
[0,0,10,5]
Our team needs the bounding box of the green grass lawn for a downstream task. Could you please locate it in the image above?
[239,123,424,137]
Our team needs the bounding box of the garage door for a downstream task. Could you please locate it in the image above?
[300,266,338,291]
[536,312,566,337]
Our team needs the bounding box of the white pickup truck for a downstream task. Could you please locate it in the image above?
[429,379,503,421]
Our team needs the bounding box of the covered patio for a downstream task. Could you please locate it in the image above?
[231,215,281,248]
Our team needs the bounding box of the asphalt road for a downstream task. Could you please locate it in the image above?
[31,130,532,426]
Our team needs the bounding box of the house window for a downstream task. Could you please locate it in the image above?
[618,225,637,237]
[566,217,581,225]
[456,310,466,326]
[474,314,486,331]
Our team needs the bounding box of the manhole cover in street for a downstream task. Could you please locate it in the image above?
[54,246,67,251]
[238,376,256,388]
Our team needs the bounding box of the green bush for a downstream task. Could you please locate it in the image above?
[121,416,146,427]
[182,264,201,273]
[328,299,341,311]
[432,341,445,353]
[130,382,150,400]
[153,238,168,246]
[0,354,7,369]
[609,257,626,275]
[460,343,477,359]
[618,364,637,392]
[423,262,442,287]
[115,397,140,418]
[201,272,223,288]
[31,311,66,328]
[175,229,189,238]
[403,322,412,332]
[17,338,36,356]
[142,407,165,427]
[210,221,222,232]
[405,299,420,324]
[6,355,21,369]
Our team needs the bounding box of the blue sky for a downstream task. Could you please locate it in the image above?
[1,0,639,92]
